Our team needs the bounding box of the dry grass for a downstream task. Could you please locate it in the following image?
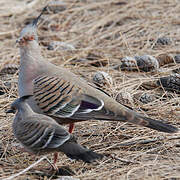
[0,0,180,179]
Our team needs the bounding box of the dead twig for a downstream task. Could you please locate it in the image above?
[3,156,48,180]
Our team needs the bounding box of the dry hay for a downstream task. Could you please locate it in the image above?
[0,0,180,179]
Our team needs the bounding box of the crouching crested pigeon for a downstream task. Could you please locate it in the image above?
[8,95,103,169]
[17,7,178,134]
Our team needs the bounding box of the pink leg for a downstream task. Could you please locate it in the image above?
[52,152,59,171]
[52,123,74,171]
[68,123,74,133]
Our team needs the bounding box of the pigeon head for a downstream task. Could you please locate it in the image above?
[16,6,47,46]
[7,95,33,114]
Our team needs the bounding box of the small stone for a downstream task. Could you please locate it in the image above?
[133,92,156,104]
[117,55,159,72]
[48,41,75,51]
[93,71,112,87]
[120,56,137,71]
[155,37,172,46]
[135,55,159,72]
[115,92,133,106]
[157,73,180,93]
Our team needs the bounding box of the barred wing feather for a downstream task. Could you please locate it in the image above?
[33,76,104,118]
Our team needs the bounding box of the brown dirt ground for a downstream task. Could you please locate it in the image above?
[0,0,180,179]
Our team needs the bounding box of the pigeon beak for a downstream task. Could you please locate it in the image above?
[15,38,23,47]
[6,109,16,114]
[16,39,20,44]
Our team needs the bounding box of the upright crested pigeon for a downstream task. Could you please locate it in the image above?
[16,7,178,166]
[8,95,103,170]
[17,7,178,134]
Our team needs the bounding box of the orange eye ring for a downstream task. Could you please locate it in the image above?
[23,36,34,41]
[17,36,35,45]
[28,36,34,41]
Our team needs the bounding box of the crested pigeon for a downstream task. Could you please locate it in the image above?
[17,7,178,134]
[8,95,103,170]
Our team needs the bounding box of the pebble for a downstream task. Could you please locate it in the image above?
[115,92,133,106]
[118,55,159,72]
[93,71,112,87]
[135,55,159,72]
[157,73,180,93]
[47,41,76,51]
[133,92,156,104]
[155,37,172,46]
[120,56,137,71]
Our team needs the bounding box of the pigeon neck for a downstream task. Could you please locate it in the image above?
[19,102,35,118]
[18,40,45,96]
[20,40,43,65]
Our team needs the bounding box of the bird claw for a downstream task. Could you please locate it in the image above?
[44,156,59,171]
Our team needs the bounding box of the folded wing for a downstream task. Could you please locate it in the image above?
[33,76,104,119]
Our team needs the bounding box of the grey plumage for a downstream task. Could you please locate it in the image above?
[10,95,103,163]
[17,7,178,134]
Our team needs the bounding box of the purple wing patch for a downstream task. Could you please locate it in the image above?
[76,95,104,114]
[80,100,100,110]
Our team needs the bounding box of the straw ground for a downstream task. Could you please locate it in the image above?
[0,0,180,179]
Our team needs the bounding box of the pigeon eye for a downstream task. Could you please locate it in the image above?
[23,36,34,41]
[28,36,34,41]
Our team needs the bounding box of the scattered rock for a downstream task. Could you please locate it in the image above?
[117,55,159,72]
[47,41,76,51]
[157,73,180,93]
[120,56,137,71]
[155,37,172,46]
[116,91,156,106]
[115,92,133,106]
[133,92,156,104]
[93,71,112,87]
[117,53,180,71]
[135,55,159,72]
